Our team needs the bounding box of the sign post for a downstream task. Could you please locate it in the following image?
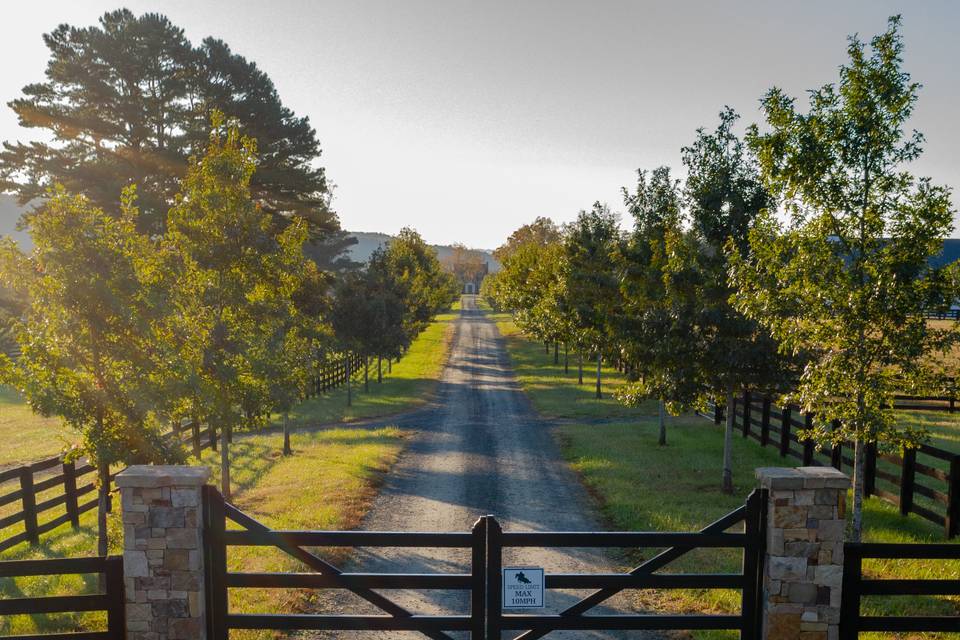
[502,566,544,609]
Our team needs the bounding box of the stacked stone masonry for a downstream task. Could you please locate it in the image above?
[756,466,850,640]
[117,466,211,640]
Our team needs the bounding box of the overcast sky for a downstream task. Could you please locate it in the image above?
[2,1,958,249]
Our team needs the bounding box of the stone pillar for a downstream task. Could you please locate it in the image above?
[756,466,850,640]
[117,465,211,640]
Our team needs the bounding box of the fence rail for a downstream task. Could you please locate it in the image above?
[840,542,960,638]
[699,393,960,538]
[0,351,369,555]
[0,554,125,639]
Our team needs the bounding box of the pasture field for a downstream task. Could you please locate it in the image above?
[0,387,73,466]
[497,314,960,640]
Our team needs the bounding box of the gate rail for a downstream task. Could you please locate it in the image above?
[839,542,960,638]
[202,486,765,639]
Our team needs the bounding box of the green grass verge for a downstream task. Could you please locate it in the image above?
[493,311,959,640]
[278,305,457,429]
[0,426,406,637]
[491,314,657,419]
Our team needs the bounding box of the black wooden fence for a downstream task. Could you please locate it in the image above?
[201,485,766,639]
[0,555,125,639]
[0,351,370,555]
[840,541,960,637]
[701,393,960,538]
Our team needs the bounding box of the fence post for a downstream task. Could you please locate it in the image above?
[830,421,842,471]
[117,465,211,640]
[760,398,771,447]
[63,461,80,528]
[743,391,752,438]
[18,466,38,545]
[756,467,849,640]
[779,407,792,458]
[741,489,765,640]
[864,442,877,498]
[839,543,862,640]
[104,554,126,639]
[471,517,487,640]
[802,413,815,466]
[947,455,960,539]
[899,448,917,517]
[485,515,502,640]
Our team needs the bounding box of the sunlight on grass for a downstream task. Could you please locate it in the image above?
[490,314,657,419]
[0,386,77,466]
[0,427,406,637]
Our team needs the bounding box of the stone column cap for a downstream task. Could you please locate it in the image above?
[116,465,211,489]
[756,466,850,490]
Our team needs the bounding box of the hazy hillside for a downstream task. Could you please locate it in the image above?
[345,230,500,271]
[0,196,500,270]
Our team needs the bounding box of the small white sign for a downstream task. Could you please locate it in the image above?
[502,566,544,609]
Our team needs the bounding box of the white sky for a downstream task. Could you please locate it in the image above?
[2,1,958,249]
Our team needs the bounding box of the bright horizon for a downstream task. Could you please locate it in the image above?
[3,0,959,249]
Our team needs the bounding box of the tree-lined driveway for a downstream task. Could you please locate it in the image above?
[312,295,639,638]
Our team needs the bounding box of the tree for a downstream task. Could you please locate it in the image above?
[0,9,339,250]
[0,186,180,555]
[563,203,621,399]
[163,114,304,500]
[615,167,697,445]
[680,108,784,493]
[734,16,957,539]
[493,216,561,262]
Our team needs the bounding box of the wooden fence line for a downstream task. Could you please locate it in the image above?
[699,392,960,538]
[0,351,370,554]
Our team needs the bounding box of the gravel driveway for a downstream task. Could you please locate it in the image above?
[309,295,643,639]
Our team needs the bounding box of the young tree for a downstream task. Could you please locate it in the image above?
[163,115,298,500]
[680,108,783,493]
[0,9,339,249]
[734,17,957,539]
[615,167,698,445]
[0,186,180,555]
[563,203,621,399]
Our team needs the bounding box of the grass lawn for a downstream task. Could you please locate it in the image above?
[493,309,959,639]
[0,387,74,467]
[490,313,657,419]
[278,304,457,430]
[0,426,406,638]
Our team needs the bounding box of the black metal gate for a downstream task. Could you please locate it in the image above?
[202,486,766,639]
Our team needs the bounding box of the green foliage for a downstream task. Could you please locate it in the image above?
[492,216,561,263]
[734,16,958,538]
[0,186,178,468]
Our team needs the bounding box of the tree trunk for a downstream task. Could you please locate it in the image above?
[210,424,217,452]
[221,424,231,500]
[564,343,569,374]
[658,399,667,446]
[346,356,352,406]
[722,389,735,494]
[97,462,109,557]
[282,413,291,456]
[191,417,201,459]
[578,352,584,385]
[545,341,550,354]
[851,438,866,542]
[595,352,602,399]
[554,341,559,365]
[388,357,393,374]
[364,356,369,392]
[378,355,383,383]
